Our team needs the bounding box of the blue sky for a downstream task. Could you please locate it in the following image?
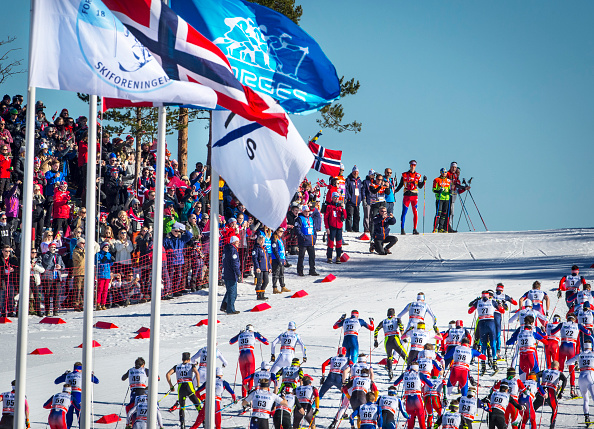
[3,1,593,231]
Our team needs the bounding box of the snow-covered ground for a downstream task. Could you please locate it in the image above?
[2,228,593,428]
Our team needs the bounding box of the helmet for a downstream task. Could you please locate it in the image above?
[216,367,223,377]
[338,347,347,356]
[388,386,397,396]
[288,321,296,330]
[291,358,300,366]
[387,308,395,317]
[351,310,359,318]
[524,299,533,308]
[246,324,254,332]
[417,322,426,330]
[417,293,425,301]
[261,362,270,370]
[456,320,464,328]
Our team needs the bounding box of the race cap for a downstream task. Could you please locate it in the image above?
[358,354,368,363]
[291,358,300,366]
[63,384,72,394]
[351,310,359,317]
[288,321,296,330]
[388,386,397,396]
[417,292,425,301]
[456,320,464,328]
[496,283,504,290]
[487,289,494,297]
[410,363,419,372]
[417,321,426,330]
[568,314,577,321]
[338,347,347,356]
[245,324,254,332]
[524,299,533,308]
[507,367,516,377]
[585,342,593,350]
[216,367,223,377]
[261,362,270,370]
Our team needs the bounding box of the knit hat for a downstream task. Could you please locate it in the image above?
[229,236,239,244]
[352,165,359,173]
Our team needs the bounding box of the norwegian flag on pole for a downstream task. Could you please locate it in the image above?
[103,0,289,136]
[308,141,342,176]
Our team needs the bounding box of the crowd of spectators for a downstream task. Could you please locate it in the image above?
[0,93,471,318]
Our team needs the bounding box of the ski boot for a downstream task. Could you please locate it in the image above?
[492,359,498,374]
[571,386,579,398]
[585,413,591,428]
[328,419,338,429]
[413,229,419,235]
[168,401,179,413]
[469,375,477,387]
[480,360,487,376]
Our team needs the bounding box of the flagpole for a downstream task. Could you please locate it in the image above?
[81,95,98,429]
[147,107,166,429]
[204,112,219,429]
[14,1,37,427]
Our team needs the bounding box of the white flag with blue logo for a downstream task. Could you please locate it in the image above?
[29,0,217,108]
[211,111,313,229]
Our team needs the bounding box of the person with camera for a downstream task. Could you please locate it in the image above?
[372,207,397,255]
[324,192,347,264]
[368,173,391,252]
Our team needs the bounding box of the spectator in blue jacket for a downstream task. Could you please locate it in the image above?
[345,165,363,232]
[372,207,398,255]
[163,222,193,297]
[271,227,290,294]
[295,205,319,277]
[361,170,374,233]
[221,236,241,314]
[252,235,271,300]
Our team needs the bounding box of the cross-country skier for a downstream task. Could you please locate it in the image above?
[491,368,526,428]
[519,372,541,429]
[558,264,587,310]
[121,357,149,413]
[243,362,275,397]
[319,347,352,399]
[493,283,518,357]
[509,299,548,328]
[519,281,550,325]
[43,384,73,429]
[576,302,594,345]
[330,368,378,429]
[1,380,28,429]
[468,290,506,371]
[126,394,163,429]
[443,338,485,396]
[166,352,202,429]
[374,308,407,380]
[575,283,594,309]
[275,358,303,393]
[293,375,319,429]
[401,321,442,364]
[481,382,524,429]
[272,386,303,429]
[397,292,438,333]
[422,375,445,428]
[270,321,307,375]
[567,340,594,427]
[393,362,433,429]
[345,354,375,383]
[333,310,374,364]
[506,315,548,379]
[458,387,485,429]
[377,386,409,429]
[229,324,269,396]
[350,391,382,429]
[242,378,288,429]
[54,362,99,429]
[545,315,563,368]
[417,345,443,379]
[533,361,567,429]
[550,313,592,398]
[191,346,228,385]
[441,320,472,366]
[433,400,462,429]
[192,367,236,429]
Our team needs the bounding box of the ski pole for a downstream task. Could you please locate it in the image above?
[458,191,475,231]
[233,359,239,391]
[114,386,130,429]
[423,185,426,235]
[456,192,468,231]
[158,382,179,402]
[467,189,488,231]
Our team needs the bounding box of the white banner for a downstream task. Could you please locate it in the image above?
[211,111,313,229]
[29,0,217,108]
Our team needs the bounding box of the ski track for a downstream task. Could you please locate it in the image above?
[1,229,594,428]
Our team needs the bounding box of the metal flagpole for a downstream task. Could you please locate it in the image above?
[14,2,38,428]
[205,112,220,429]
[14,87,36,429]
[147,107,167,429]
[82,95,98,429]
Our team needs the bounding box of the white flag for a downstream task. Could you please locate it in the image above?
[211,111,314,229]
[29,0,217,108]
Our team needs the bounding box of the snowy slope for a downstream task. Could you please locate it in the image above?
[1,228,593,429]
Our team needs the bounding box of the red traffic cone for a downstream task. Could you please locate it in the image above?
[290,290,309,298]
[591,264,594,268]
[135,331,150,339]
[0,317,12,324]
[30,348,53,355]
[40,317,66,324]
[251,303,272,312]
[95,414,121,424]
[77,340,101,348]
[339,253,350,263]
[136,327,150,333]
[321,274,336,283]
[378,358,388,366]
[358,233,370,241]
[94,321,118,329]
[196,319,220,327]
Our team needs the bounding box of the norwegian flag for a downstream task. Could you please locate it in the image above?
[308,141,342,176]
[196,185,211,198]
[103,0,288,136]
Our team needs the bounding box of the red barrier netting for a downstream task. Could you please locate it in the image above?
[0,232,298,317]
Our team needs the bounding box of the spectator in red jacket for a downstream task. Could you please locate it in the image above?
[222,217,239,245]
[0,144,11,202]
[324,192,347,264]
[52,181,71,235]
